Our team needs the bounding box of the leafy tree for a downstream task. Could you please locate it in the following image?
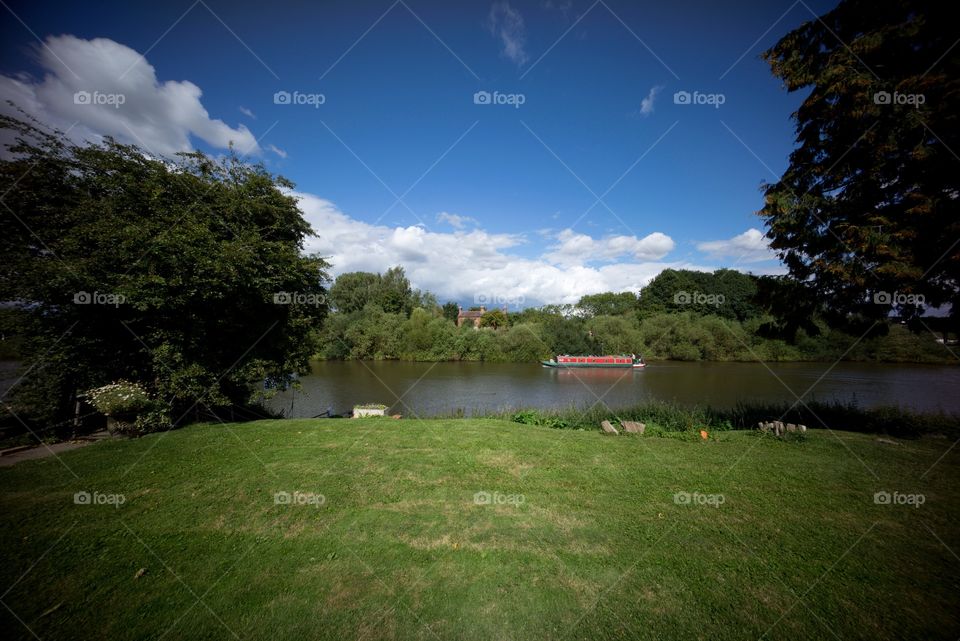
[539,303,578,318]
[453,324,499,361]
[329,272,379,314]
[638,269,761,321]
[638,269,694,317]
[413,289,439,313]
[317,313,355,359]
[577,291,638,317]
[0,114,329,432]
[478,309,508,329]
[759,0,959,323]
[586,316,643,354]
[342,305,404,360]
[402,308,456,360]
[499,323,550,361]
[379,266,414,315]
[711,269,760,322]
[441,301,460,323]
[753,275,823,342]
[328,266,418,316]
[541,314,590,355]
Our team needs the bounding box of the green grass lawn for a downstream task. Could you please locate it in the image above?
[1,419,958,640]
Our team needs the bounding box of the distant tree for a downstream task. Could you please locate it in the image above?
[453,323,500,361]
[541,315,590,355]
[577,291,638,317]
[342,304,405,360]
[0,114,329,432]
[586,316,643,354]
[711,269,760,322]
[539,303,578,318]
[638,269,760,321]
[442,301,460,323]
[378,266,414,315]
[402,308,456,360]
[637,269,693,317]
[329,272,379,314]
[759,0,959,324]
[499,323,550,361]
[478,309,508,329]
[413,289,439,312]
[328,266,418,316]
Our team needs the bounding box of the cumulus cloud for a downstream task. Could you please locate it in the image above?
[0,35,259,157]
[549,229,675,266]
[295,193,701,305]
[437,212,478,229]
[696,228,776,263]
[487,2,529,66]
[639,85,662,116]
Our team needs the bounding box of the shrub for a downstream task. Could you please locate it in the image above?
[355,403,388,410]
[511,410,568,429]
[86,381,152,417]
[133,408,174,435]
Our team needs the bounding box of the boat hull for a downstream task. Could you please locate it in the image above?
[540,360,645,369]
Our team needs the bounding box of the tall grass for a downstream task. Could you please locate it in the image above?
[477,399,959,438]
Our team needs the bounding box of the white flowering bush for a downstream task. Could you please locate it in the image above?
[86,381,152,418]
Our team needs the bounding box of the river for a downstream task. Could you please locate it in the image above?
[265,360,960,418]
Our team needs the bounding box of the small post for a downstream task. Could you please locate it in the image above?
[72,393,82,440]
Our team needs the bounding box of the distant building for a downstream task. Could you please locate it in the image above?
[456,305,485,328]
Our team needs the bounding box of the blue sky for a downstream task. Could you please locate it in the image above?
[0,0,837,305]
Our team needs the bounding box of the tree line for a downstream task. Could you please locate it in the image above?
[316,265,950,364]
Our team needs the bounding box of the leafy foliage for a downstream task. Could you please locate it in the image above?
[501,398,958,438]
[576,291,638,317]
[478,309,507,329]
[637,268,759,321]
[328,266,425,316]
[0,114,329,434]
[759,0,959,324]
[316,266,951,363]
[510,409,568,429]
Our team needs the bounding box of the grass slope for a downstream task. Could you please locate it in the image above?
[1,419,958,640]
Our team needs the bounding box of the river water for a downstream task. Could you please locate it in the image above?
[265,360,960,418]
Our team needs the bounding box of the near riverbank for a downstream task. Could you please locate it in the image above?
[1,418,957,640]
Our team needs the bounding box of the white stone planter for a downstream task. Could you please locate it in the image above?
[353,406,386,418]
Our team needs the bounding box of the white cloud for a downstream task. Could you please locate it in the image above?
[437,212,478,229]
[239,106,255,119]
[0,35,259,157]
[549,229,675,266]
[266,144,287,158]
[295,193,703,305]
[696,228,777,263]
[487,2,529,66]
[639,85,662,116]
